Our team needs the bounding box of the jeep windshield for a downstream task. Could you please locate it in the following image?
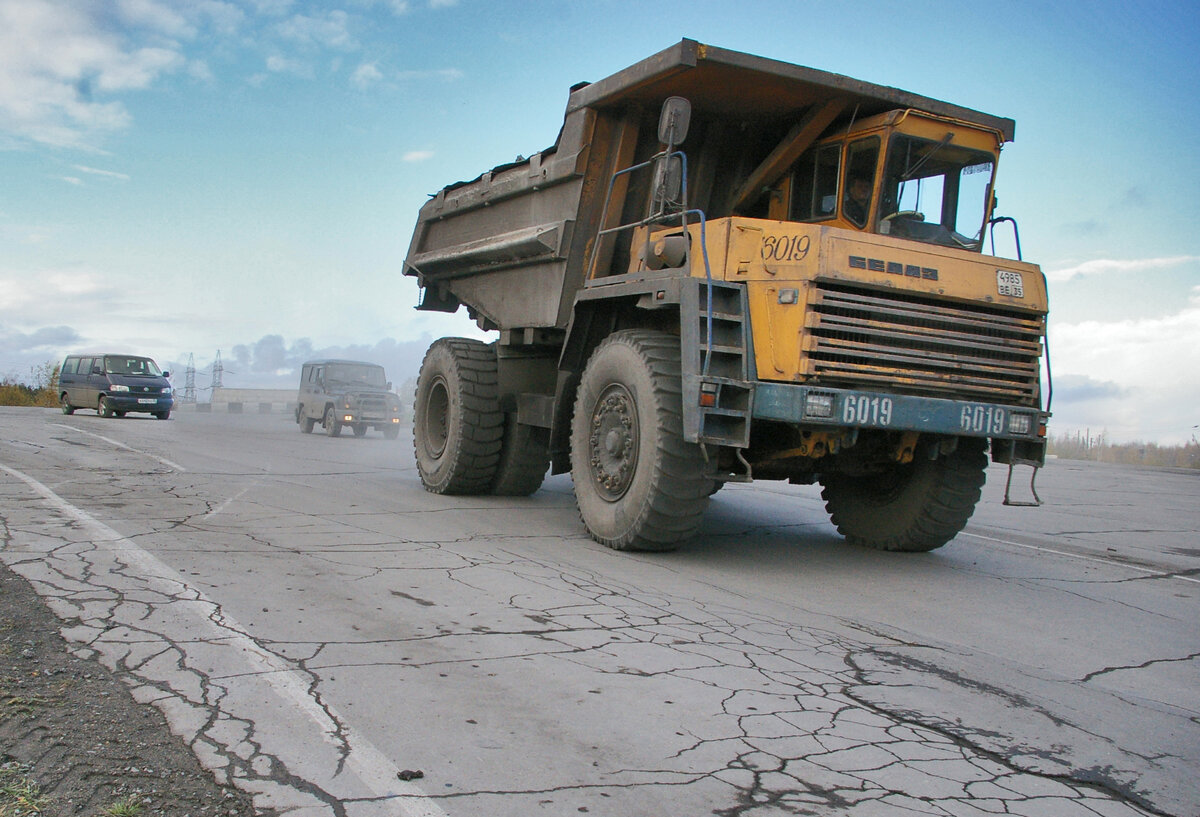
[877,134,995,251]
[325,364,387,388]
[105,356,163,376]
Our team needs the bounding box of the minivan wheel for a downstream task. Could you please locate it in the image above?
[98,397,115,418]
[60,394,74,415]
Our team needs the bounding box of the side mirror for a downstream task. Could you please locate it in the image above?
[386,381,393,391]
[162,371,170,378]
[658,96,691,146]
[92,365,103,375]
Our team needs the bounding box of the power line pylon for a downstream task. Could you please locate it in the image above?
[182,354,197,403]
[212,350,224,390]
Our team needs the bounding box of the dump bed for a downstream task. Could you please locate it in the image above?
[403,39,1014,332]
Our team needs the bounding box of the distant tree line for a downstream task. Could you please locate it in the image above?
[0,362,60,408]
[1047,430,1200,469]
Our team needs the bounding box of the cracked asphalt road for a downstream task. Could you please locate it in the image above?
[1,407,1197,816]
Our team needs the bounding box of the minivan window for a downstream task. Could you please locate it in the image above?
[104,356,163,376]
[62,358,79,375]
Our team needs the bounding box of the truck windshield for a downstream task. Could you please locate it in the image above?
[877,134,995,250]
[325,364,387,388]
[105,356,162,376]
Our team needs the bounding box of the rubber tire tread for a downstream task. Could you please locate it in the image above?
[413,338,503,495]
[570,329,711,551]
[490,415,549,496]
[819,437,988,552]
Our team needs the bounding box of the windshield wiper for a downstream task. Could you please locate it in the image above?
[902,132,953,181]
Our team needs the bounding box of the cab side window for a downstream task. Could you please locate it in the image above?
[842,136,881,228]
[790,144,841,222]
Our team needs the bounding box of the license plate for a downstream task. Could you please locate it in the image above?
[996,270,1024,297]
[137,398,156,404]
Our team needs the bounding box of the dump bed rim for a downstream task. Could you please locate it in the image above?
[566,39,1015,142]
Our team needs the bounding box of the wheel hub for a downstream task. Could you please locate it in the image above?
[588,385,638,501]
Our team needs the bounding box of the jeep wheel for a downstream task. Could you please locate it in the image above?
[324,406,342,437]
[413,338,502,494]
[352,423,368,438]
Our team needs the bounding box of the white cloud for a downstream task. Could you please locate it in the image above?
[116,0,195,39]
[403,150,434,162]
[72,164,130,181]
[395,67,463,81]
[276,10,356,50]
[1049,286,1200,442]
[0,0,184,149]
[351,61,383,89]
[265,54,312,77]
[429,0,457,7]
[59,176,83,185]
[1045,255,1200,283]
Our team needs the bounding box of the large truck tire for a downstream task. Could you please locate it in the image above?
[819,437,988,552]
[490,416,550,496]
[413,338,503,495]
[570,330,711,551]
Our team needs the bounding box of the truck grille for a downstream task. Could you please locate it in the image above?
[805,282,1044,404]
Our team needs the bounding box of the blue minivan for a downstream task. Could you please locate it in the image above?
[59,353,174,419]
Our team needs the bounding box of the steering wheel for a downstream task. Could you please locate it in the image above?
[882,210,924,222]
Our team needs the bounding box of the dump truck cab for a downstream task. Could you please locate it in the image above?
[782,109,1004,250]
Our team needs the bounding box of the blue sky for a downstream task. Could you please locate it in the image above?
[1,0,1198,443]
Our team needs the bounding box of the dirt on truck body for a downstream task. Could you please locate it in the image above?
[403,39,1050,552]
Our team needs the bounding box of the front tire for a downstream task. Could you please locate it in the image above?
[352,423,368,438]
[413,338,503,494]
[819,438,988,552]
[324,406,342,437]
[99,397,115,418]
[570,330,710,551]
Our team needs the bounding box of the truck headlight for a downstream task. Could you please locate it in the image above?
[804,392,834,419]
[1008,413,1032,435]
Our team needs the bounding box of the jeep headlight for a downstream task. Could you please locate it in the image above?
[110,384,130,392]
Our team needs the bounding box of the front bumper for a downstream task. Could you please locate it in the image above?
[753,382,1046,442]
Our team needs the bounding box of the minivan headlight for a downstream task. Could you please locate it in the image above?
[162,387,172,395]
[110,385,130,392]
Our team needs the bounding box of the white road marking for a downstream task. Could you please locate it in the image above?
[0,462,448,817]
[50,423,187,472]
[963,531,1200,585]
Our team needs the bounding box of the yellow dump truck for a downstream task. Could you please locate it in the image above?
[403,40,1049,552]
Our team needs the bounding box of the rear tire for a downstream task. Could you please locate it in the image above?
[819,438,988,552]
[383,425,400,440]
[413,338,503,494]
[61,394,75,415]
[301,413,315,433]
[490,415,549,496]
[352,423,368,438]
[570,330,710,551]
